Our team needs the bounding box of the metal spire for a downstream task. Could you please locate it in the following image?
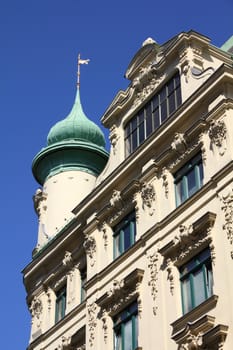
[77,54,90,89]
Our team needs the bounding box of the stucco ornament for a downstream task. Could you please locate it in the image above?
[30,296,43,328]
[109,124,120,155]
[33,188,47,217]
[171,132,187,155]
[58,335,72,350]
[87,303,98,347]
[62,251,73,268]
[161,167,169,198]
[147,251,159,315]
[140,182,156,216]
[209,119,227,156]
[178,333,203,350]
[83,234,96,267]
[110,190,123,209]
[220,188,233,258]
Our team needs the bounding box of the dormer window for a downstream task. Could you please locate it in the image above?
[125,72,181,156]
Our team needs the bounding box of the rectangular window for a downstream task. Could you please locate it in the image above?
[180,248,213,314]
[80,269,87,302]
[124,72,181,156]
[55,286,66,323]
[174,152,203,206]
[114,302,138,350]
[113,211,136,259]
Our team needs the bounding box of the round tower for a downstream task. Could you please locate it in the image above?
[32,86,109,251]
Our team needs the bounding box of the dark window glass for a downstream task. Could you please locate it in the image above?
[124,72,181,156]
[55,286,66,323]
[114,302,138,350]
[180,248,213,314]
[113,211,136,259]
[174,153,203,206]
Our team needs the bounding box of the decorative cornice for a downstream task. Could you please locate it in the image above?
[96,269,144,316]
[159,212,216,266]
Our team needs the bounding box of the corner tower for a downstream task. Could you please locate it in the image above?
[32,67,109,252]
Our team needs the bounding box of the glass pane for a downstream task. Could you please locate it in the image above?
[193,269,206,306]
[124,224,131,251]
[160,100,167,122]
[198,162,204,186]
[176,180,184,205]
[168,92,176,115]
[138,121,145,145]
[114,234,121,258]
[132,129,137,152]
[206,262,213,297]
[167,79,174,94]
[124,319,132,350]
[115,332,122,350]
[187,168,197,196]
[182,278,192,313]
[125,136,131,157]
[176,86,182,107]
[153,108,160,129]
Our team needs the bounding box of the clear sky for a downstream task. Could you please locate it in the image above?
[0,1,232,348]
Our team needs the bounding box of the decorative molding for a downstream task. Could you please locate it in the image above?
[62,251,73,268]
[100,309,108,344]
[140,182,156,216]
[99,222,111,249]
[109,124,120,155]
[83,234,96,267]
[167,258,175,295]
[167,138,200,172]
[147,251,159,315]
[58,335,72,350]
[220,188,233,258]
[87,303,98,347]
[161,167,169,198]
[33,188,47,218]
[30,296,43,329]
[96,269,144,317]
[172,313,228,350]
[132,64,164,107]
[209,119,227,156]
[53,275,67,290]
[110,190,123,209]
[159,212,216,266]
[171,133,187,155]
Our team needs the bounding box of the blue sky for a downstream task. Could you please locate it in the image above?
[0,1,232,348]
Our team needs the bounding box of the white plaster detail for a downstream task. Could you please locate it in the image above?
[161,167,169,198]
[220,188,233,258]
[109,124,120,155]
[87,303,98,347]
[147,251,159,315]
[83,234,96,267]
[171,133,187,155]
[30,296,43,329]
[209,119,227,156]
[140,182,156,216]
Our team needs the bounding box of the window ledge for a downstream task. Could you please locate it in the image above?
[171,295,218,335]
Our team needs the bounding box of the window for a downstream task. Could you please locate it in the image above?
[113,302,138,350]
[80,269,87,302]
[180,248,213,314]
[55,286,66,323]
[125,72,181,156]
[113,211,136,259]
[174,152,203,206]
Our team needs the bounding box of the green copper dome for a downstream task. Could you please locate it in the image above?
[32,88,109,185]
[47,90,106,148]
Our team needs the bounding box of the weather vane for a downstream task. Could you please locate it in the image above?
[77,54,90,89]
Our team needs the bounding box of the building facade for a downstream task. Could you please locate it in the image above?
[23,30,233,350]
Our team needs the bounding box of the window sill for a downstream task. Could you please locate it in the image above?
[171,294,218,336]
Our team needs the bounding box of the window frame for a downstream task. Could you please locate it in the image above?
[180,248,213,314]
[124,72,181,156]
[174,152,204,206]
[113,301,138,350]
[55,285,67,323]
[113,211,136,259]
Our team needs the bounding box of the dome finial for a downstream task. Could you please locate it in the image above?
[77,53,90,90]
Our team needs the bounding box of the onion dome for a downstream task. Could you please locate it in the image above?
[32,88,109,185]
[47,90,106,148]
